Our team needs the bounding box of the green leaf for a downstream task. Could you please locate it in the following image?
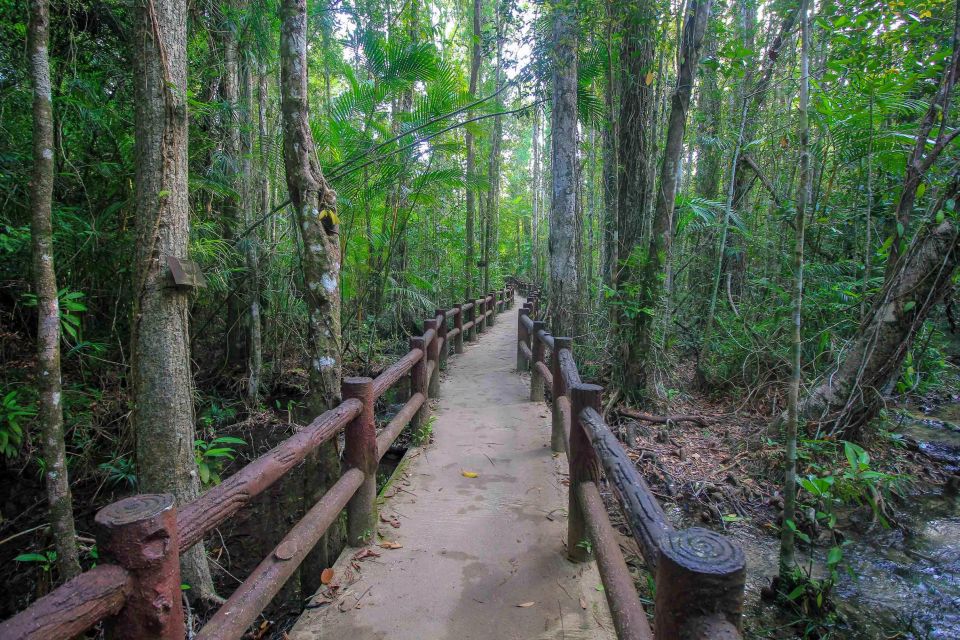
[903,301,916,312]
[827,546,843,566]
[14,553,50,563]
[787,585,806,601]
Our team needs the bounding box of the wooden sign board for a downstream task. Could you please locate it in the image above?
[166,256,207,289]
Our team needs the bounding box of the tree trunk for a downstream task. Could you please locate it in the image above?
[464,0,481,298]
[280,0,344,583]
[222,10,245,366]
[613,0,659,392]
[800,216,959,438]
[549,0,580,338]
[631,0,712,396]
[532,102,542,282]
[601,4,618,291]
[29,0,81,583]
[485,6,505,293]
[244,57,263,405]
[779,0,810,580]
[131,0,215,598]
[796,2,960,439]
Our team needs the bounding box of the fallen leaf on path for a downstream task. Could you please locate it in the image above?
[461,470,479,478]
[352,548,381,561]
[379,540,403,549]
[321,568,335,585]
[580,597,587,610]
[379,513,401,527]
[516,602,536,608]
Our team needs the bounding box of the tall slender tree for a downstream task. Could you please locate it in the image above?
[130,0,215,597]
[549,0,580,337]
[465,0,482,298]
[631,0,713,392]
[280,0,344,576]
[29,0,81,582]
[779,0,810,580]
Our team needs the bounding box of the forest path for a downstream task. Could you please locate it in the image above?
[290,299,614,640]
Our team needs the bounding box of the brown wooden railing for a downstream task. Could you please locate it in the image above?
[0,287,514,640]
[516,286,746,640]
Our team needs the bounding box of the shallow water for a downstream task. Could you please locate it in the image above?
[738,405,960,638]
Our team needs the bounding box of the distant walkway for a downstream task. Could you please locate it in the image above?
[291,300,614,640]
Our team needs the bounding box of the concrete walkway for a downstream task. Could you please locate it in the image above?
[291,300,614,640]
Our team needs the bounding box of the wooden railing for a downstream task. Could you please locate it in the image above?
[517,288,746,640]
[0,287,514,640]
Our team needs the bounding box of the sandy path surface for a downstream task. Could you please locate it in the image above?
[290,299,614,640]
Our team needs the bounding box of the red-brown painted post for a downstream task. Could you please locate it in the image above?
[476,297,485,333]
[425,318,441,396]
[517,307,530,371]
[410,336,428,429]
[568,383,602,563]
[550,337,571,453]
[654,528,746,638]
[94,494,184,640]
[453,304,464,354]
[343,377,376,545]
[435,309,449,368]
[530,320,546,401]
[464,299,476,342]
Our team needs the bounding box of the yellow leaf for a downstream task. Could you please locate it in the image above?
[644,71,654,86]
[920,9,931,18]
[379,540,403,549]
[321,568,335,585]
[516,602,536,608]
[319,209,341,225]
[461,470,479,478]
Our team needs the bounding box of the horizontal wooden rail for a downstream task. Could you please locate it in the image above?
[178,399,362,550]
[376,392,426,460]
[517,288,745,640]
[577,481,653,640]
[580,406,672,567]
[371,348,422,398]
[196,468,366,639]
[0,564,131,640]
[2,285,516,640]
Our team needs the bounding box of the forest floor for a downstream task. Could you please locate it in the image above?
[610,362,960,639]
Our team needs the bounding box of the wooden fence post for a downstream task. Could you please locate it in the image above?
[551,337,571,453]
[654,528,746,638]
[465,299,476,342]
[410,336,428,429]
[95,494,184,640]
[517,307,530,371]
[530,320,546,401]
[435,309,449,368]
[477,297,486,333]
[453,304,464,354]
[489,291,497,325]
[424,318,441,397]
[343,377,376,546]
[568,383,602,563]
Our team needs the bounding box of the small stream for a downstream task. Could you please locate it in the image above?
[738,404,960,639]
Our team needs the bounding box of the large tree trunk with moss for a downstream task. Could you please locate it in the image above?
[280,0,344,589]
[799,217,959,438]
[29,0,81,583]
[613,0,658,393]
[797,6,960,439]
[631,0,712,396]
[549,0,580,337]
[130,0,215,598]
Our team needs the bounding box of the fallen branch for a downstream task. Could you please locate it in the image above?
[617,407,707,427]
